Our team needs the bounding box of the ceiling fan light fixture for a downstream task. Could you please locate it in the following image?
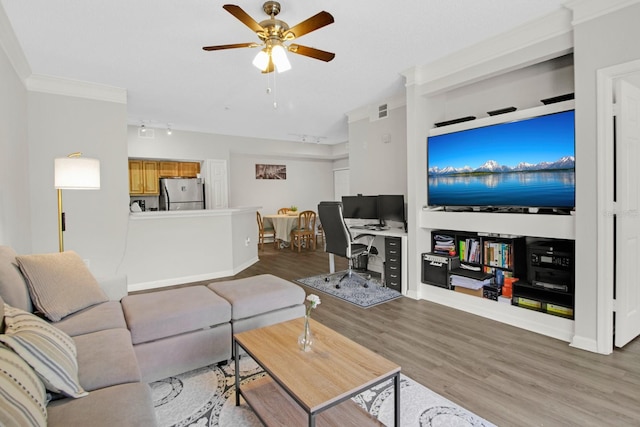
[252,49,270,71]
[271,44,291,73]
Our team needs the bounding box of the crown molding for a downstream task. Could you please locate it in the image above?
[564,0,640,25]
[25,74,127,104]
[403,8,573,95]
[0,3,31,80]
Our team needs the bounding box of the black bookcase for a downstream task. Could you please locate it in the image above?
[431,230,526,281]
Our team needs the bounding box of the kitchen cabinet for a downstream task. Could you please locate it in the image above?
[157,161,200,178]
[159,161,179,177]
[179,162,200,178]
[129,160,159,195]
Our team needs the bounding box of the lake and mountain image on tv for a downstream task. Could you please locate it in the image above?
[427,110,575,209]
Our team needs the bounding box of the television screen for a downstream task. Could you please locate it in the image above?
[377,195,406,224]
[427,109,575,209]
[341,195,379,219]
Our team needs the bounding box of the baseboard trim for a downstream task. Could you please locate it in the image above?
[127,257,259,293]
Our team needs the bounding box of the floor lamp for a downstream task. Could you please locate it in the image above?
[54,153,101,252]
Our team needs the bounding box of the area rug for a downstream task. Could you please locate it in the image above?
[151,357,496,427]
[296,271,402,308]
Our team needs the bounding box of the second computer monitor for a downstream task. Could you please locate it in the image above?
[377,194,406,226]
[341,195,379,220]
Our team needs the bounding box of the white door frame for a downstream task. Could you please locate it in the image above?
[596,59,640,354]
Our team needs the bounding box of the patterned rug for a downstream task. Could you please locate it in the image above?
[151,357,496,427]
[295,271,403,308]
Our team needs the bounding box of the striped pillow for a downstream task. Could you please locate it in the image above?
[0,343,48,427]
[0,304,88,398]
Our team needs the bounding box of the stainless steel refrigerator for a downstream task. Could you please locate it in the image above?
[159,178,205,211]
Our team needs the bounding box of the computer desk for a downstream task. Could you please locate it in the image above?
[328,226,408,294]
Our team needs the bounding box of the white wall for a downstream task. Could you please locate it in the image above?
[0,33,30,253]
[230,153,334,214]
[347,103,408,196]
[27,90,129,278]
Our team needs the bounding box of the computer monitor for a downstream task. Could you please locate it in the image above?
[377,195,406,229]
[341,195,379,220]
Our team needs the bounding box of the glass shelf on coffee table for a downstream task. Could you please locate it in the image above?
[233,317,400,426]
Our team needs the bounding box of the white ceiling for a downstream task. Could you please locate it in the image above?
[2,0,567,145]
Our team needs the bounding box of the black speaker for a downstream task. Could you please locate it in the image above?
[421,253,460,289]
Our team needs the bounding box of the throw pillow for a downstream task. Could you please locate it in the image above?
[0,343,48,427]
[0,304,88,398]
[0,245,33,312]
[16,250,108,322]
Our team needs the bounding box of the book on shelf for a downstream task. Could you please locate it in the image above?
[433,234,455,254]
[450,273,492,290]
[460,238,481,263]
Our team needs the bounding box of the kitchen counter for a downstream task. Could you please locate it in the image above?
[122,207,260,292]
[129,207,256,219]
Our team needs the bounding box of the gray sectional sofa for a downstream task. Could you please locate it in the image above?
[0,246,305,426]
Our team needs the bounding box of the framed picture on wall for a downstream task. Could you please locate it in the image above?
[255,164,286,180]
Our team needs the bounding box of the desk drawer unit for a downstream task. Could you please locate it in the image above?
[385,237,402,292]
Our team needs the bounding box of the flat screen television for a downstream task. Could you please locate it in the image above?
[341,195,378,220]
[427,106,575,210]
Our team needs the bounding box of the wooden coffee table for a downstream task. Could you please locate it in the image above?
[233,317,400,426]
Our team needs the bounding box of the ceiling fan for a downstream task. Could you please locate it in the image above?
[202,2,335,73]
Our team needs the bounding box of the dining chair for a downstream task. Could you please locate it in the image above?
[290,210,316,252]
[277,207,290,215]
[256,211,277,250]
[316,220,325,247]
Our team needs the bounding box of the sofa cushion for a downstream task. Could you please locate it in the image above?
[0,343,48,427]
[74,328,141,391]
[122,286,231,345]
[0,246,33,312]
[208,274,305,320]
[47,382,157,427]
[53,301,127,337]
[16,250,108,322]
[0,304,87,398]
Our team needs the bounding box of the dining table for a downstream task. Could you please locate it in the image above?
[263,213,301,248]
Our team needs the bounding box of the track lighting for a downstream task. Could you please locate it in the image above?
[167,125,172,136]
[140,124,147,133]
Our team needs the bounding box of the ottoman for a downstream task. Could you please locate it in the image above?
[122,286,232,382]
[208,274,305,337]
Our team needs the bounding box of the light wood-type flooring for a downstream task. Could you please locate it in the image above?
[139,243,640,426]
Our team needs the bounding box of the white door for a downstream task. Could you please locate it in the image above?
[334,168,349,201]
[203,159,228,209]
[615,78,640,347]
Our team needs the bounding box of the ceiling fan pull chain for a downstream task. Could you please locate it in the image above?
[273,71,278,109]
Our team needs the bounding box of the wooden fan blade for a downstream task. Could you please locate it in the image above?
[288,44,335,62]
[285,11,334,39]
[202,42,257,51]
[223,4,264,33]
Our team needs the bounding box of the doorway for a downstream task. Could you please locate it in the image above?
[597,60,640,352]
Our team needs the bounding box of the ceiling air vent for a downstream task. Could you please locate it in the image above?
[378,103,388,119]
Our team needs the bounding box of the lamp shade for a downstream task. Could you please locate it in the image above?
[252,49,270,72]
[54,157,100,190]
[271,44,291,73]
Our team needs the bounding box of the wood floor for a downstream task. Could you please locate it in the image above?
[164,243,640,426]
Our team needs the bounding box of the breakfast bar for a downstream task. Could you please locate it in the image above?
[121,207,260,292]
